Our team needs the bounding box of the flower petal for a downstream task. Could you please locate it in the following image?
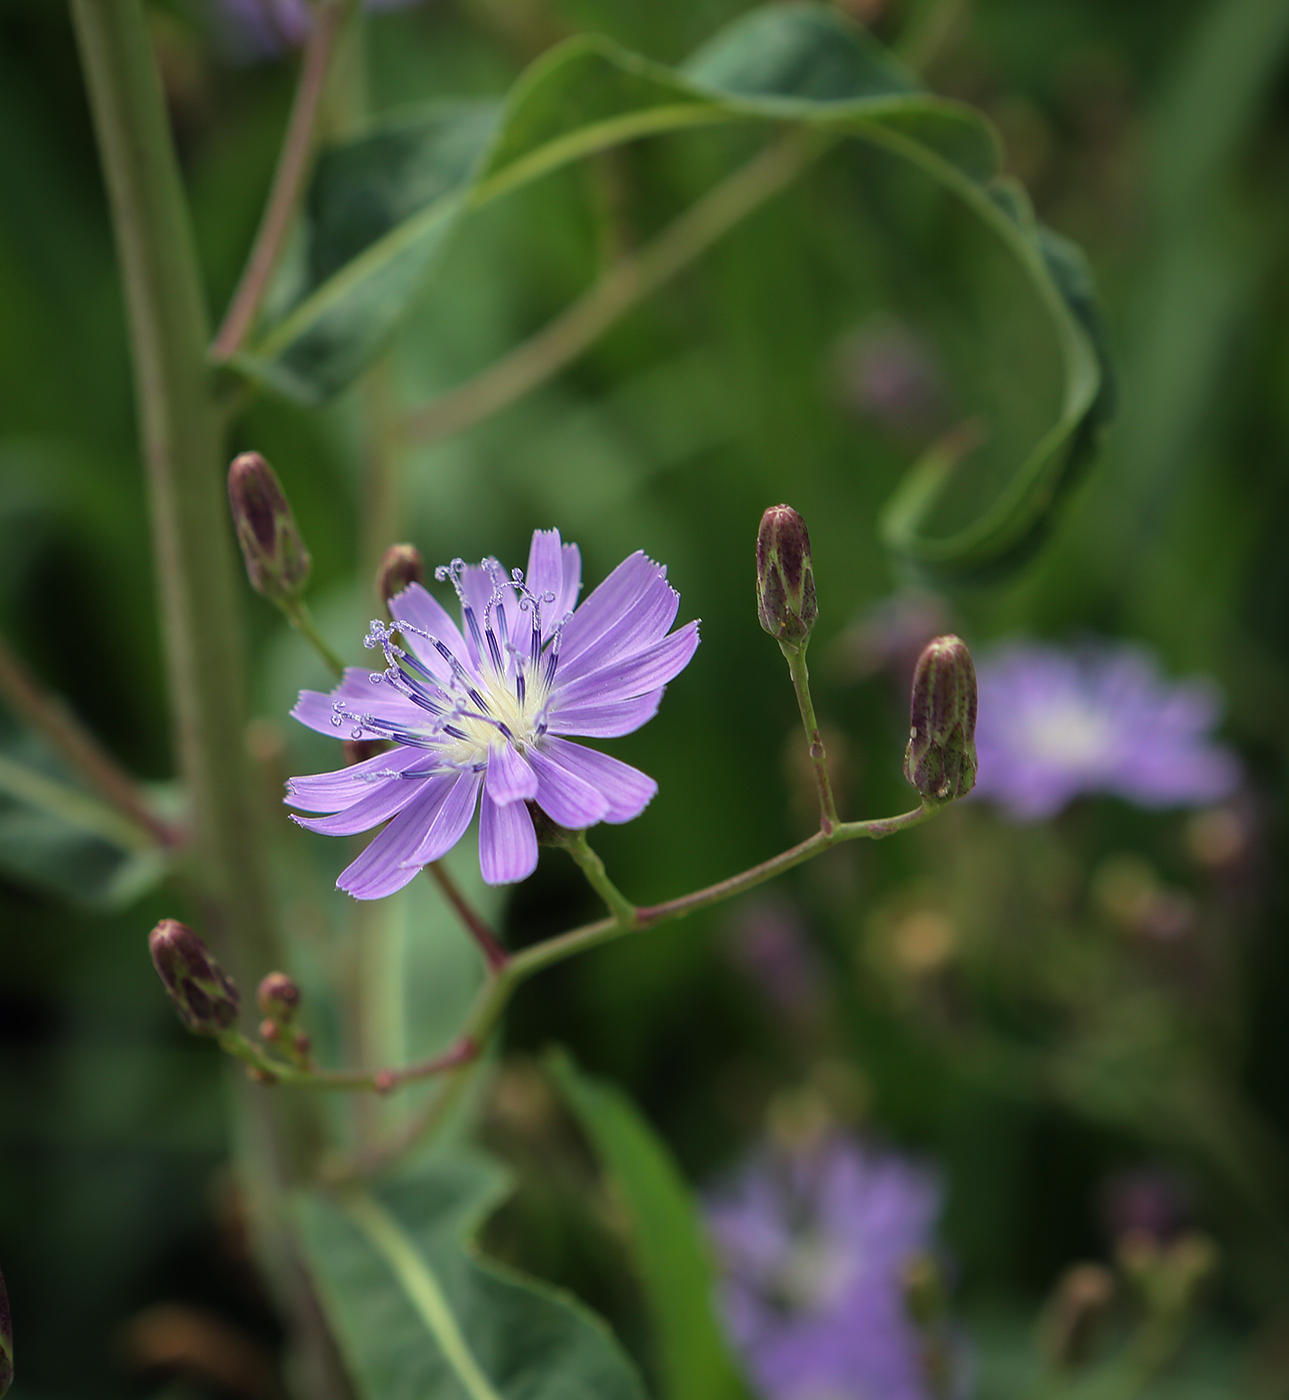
[292,667,426,738]
[478,791,538,884]
[546,690,665,738]
[389,582,471,679]
[291,771,433,835]
[484,741,538,805]
[557,551,667,667]
[524,528,582,633]
[404,769,482,867]
[539,738,657,822]
[285,745,434,813]
[336,776,461,899]
[554,622,699,708]
[527,746,611,828]
[554,572,680,685]
[458,561,518,668]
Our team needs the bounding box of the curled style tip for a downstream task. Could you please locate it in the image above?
[148,919,240,1036]
[904,634,977,802]
[757,505,817,649]
[228,451,311,602]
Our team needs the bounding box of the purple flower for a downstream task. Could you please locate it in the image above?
[972,640,1240,821]
[213,0,422,60]
[707,1134,946,1400]
[286,530,699,896]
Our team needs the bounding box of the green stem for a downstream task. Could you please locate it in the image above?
[0,752,156,852]
[425,862,510,972]
[281,598,347,678]
[781,639,838,834]
[211,0,356,361]
[342,801,937,1177]
[561,829,636,926]
[403,130,823,447]
[0,630,182,847]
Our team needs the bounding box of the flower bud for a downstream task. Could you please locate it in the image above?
[1039,1263,1114,1370]
[756,505,817,648]
[0,1264,11,1397]
[376,543,425,607]
[257,971,301,1022]
[904,635,977,802]
[227,451,311,601]
[148,919,239,1035]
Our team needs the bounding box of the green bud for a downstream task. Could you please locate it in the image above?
[227,451,311,602]
[756,505,817,649]
[0,1264,11,1398]
[904,635,977,802]
[376,543,425,608]
[148,919,240,1036]
[1039,1263,1115,1370]
[257,971,301,1022]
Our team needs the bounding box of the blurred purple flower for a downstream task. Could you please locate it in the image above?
[213,0,422,60]
[972,640,1240,821]
[707,1133,947,1400]
[287,529,698,894]
[834,319,946,437]
[726,897,826,1024]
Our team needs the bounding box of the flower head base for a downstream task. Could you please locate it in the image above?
[706,1133,954,1400]
[972,640,1240,821]
[286,530,699,894]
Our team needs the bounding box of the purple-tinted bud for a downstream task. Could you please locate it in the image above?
[0,1264,11,1397]
[376,543,425,607]
[257,971,301,1022]
[904,635,977,802]
[228,452,311,601]
[757,505,817,649]
[148,919,239,1035]
[1039,1263,1115,1370]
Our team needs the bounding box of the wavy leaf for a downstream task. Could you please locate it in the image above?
[297,1151,648,1400]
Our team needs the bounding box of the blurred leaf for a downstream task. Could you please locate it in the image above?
[547,1050,751,1400]
[297,1150,648,1400]
[238,4,995,401]
[237,3,1106,579]
[0,728,167,909]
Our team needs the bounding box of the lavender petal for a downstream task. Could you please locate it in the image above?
[291,773,433,835]
[557,551,668,666]
[285,746,433,813]
[404,769,482,867]
[539,738,657,822]
[524,528,582,635]
[554,572,680,685]
[527,746,611,828]
[546,689,665,738]
[478,791,538,884]
[484,741,538,805]
[389,582,471,678]
[292,667,426,737]
[554,622,700,708]
[336,777,461,899]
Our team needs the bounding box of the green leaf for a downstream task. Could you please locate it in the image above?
[297,1150,648,1400]
[236,2,1110,578]
[546,1051,752,1400]
[238,4,996,403]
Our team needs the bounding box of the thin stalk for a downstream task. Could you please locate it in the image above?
[0,631,181,847]
[0,752,155,852]
[561,829,636,926]
[425,862,509,972]
[403,130,823,447]
[340,802,938,1178]
[280,597,347,678]
[782,640,838,834]
[211,0,355,362]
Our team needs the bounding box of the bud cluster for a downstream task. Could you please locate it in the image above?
[227,451,311,603]
[904,635,978,803]
[148,920,239,1036]
[756,505,817,649]
[258,971,310,1064]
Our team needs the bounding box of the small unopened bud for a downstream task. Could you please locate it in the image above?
[756,505,817,648]
[257,971,301,1022]
[904,635,977,802]
[148,919,239,1035]
[376,543,425,607]
[344,738,388,766]
[1039,1263,1115,1370]
[0,1264,11,1398]
[228,451,311,601]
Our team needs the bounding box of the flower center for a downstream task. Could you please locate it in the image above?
[1022,699,1112,769]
